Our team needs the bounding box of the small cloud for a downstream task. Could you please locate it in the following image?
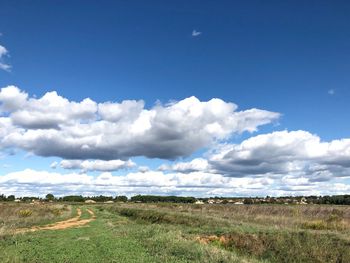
[58,159,136,172]
[192,30,202,37]
[0,44,11,71]
[138,166,150,173]
[328,89,335,95]
[50,161,58,169]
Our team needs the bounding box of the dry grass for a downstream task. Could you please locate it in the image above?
[117,203,350,232]
[108,203,350,263]
[0,202,72,236]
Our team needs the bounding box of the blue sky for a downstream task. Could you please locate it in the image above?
[0,1,350,197]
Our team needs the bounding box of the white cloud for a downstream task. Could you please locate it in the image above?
[192,30,202,37]
[158,158,210,173]
[0,86,280,160]
[207,130,350,181]
[57,159,135,172]
[0,86,28,111]
[328,89,335,95]
[0,168,349,197]
[0,87,97,129]
[152,130,350,193]
[50,161,58,169]
[0,44,11,71]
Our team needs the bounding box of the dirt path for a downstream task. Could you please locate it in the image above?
[16,208,95,234]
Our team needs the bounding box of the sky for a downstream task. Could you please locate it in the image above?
[0,0,350,197]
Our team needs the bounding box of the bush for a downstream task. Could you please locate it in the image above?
[50,208,62,216]
[18,209,33,217]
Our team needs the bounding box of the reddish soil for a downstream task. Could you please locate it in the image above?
[16,208,95,234]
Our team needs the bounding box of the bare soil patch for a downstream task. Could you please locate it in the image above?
[16,208,95,234]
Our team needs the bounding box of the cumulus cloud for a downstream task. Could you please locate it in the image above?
[0,169,277,197]
[54,159,135,172]
[207,130,350,182]
[0,168,348,197]
[0,44,11,71]
[154,130,350,192]
[0,86,280,160]
[0,86,97,129]
[158,158,210,173]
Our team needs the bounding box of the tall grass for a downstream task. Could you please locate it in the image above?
[0,202,72,237]
[115,203,350,231]
[106,203,350,263]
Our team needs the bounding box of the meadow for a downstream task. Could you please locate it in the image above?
[0,202,349,263]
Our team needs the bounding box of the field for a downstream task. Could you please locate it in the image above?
[1,202,350,263]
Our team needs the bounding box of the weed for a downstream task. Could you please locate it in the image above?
[18,210,33,218]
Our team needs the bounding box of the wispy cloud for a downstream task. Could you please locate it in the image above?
[328,89,335,95]
[192,30,202,37]
[53,159,136,172]
[0,44,11,71]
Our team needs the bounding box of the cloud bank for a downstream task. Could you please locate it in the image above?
[208,130,350,181]
[1,86,349,197]
[160,131,350,189]
[0,169,349,197]
[51,159,135,172]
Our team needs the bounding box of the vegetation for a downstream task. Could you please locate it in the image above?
[1,202,350,262]
[105,203,350,263]
[130,195,196,203]
[0,203,73,237]
[2,193,350,205]
[45,193,55,201]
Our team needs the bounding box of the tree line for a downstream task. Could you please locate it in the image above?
[1,194,350,205]
[0,194,196,203]
[0,194,127,203]
[130,195,196,203]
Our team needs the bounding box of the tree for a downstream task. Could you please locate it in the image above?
[115,196,128,202]
[130,195,196,203]
[243,198,253,205]
[0,194,6,201]
[7,195,15,201]
[62,195,85,202]
[46,193,55,201]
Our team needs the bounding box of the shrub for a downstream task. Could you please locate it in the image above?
[18,209,33,217]
[50,208,62,216]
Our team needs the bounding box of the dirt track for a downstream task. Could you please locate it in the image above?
[16,208,96,234]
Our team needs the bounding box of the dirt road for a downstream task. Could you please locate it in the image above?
[16,208,95,234]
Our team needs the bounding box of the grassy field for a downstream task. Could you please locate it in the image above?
[0,202,349,262]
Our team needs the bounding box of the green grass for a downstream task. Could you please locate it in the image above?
[0,209,153,263]
[1,203,350,263]
[0,206,257,263]
[104,204,350,263]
